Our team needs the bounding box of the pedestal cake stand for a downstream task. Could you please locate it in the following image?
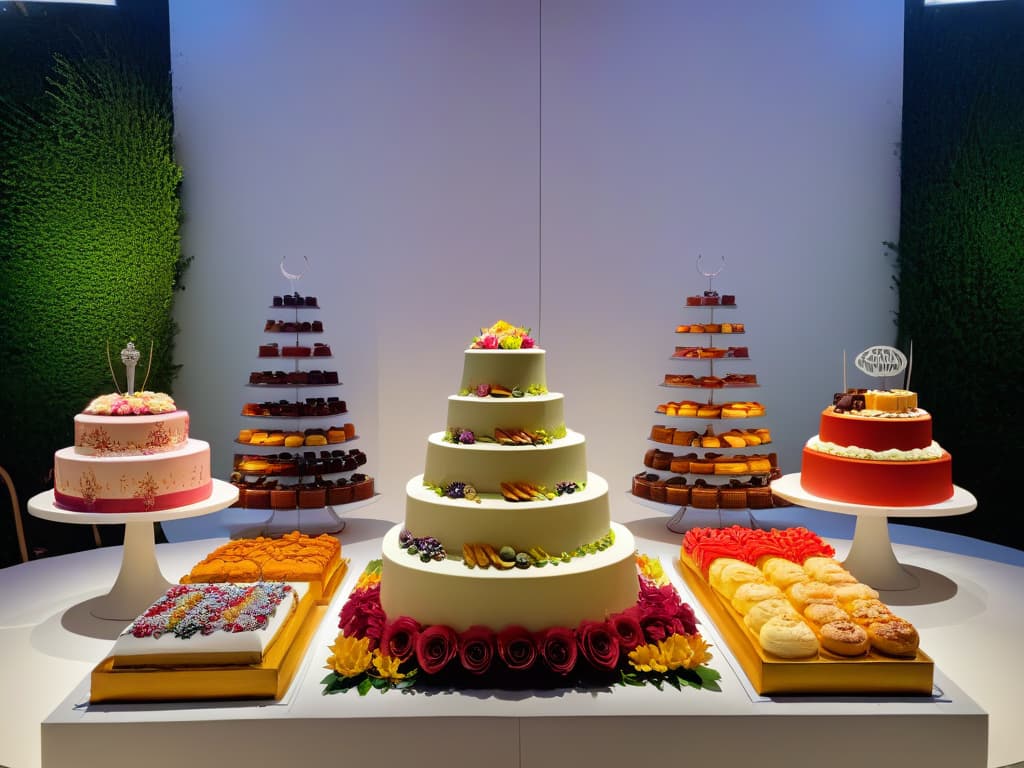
[770,473,976,590]
[28,479,238,621]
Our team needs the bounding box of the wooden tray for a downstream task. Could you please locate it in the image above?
[90,587,325,703]
[678,554,934,695]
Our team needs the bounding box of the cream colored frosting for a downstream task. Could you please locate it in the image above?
[459,348,547,393]
[405,472,611,555]
[380,522,638,632]
[445,392,565,438]
[423,430,588,492]
[805,436,945,462]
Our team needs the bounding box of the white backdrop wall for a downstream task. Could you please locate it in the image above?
[168,0,903,531]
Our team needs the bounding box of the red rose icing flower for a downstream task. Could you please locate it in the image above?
[576,620,619,671]
[457,625,496,675]
[338,584,385,649]
[608,608,645,652]
[380,615,420,662]
[497,625,538,671]
[536,626,577,675]
[415,624,458,675]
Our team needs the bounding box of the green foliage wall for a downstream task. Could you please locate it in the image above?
[0,8,180,566]
[898,1,1024,549]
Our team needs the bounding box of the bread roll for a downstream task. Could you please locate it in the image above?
[759,615,819,658]
[819,620,870,657]
[730,582,784,614]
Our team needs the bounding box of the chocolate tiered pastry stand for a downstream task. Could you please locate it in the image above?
[771,473,977,590]
[26,479,238,621]
[631,265,776,533]
[233,287,376,537]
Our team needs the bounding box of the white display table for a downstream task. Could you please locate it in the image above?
[26,480,238,620]
[2,511,1021,768]
[771,474,977,590]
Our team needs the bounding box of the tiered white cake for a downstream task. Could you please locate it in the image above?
[380,338,639,633]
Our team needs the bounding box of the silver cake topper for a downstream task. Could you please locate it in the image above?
[843,343,913,391]
[106,339,153,394]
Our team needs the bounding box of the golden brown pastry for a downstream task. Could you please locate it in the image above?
[803,602,851,629]
[867,618,919,657]
[849,598,895,626]
[819,619,870,656]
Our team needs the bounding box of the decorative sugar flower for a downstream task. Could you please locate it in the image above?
[326,634,373,678]
[371,649,407,683]
[657,633,712,671]
[470,321,535,350]
[627,642,668,674]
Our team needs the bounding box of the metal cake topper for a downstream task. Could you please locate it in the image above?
[844,344,913,392]
[106,340,153,394]
[696,254,725,295]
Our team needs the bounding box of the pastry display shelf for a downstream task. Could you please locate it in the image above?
[241,412,349,419]
[26,479,238,621]
[233,438,359,448]
[771,473,977,590]
[660,383,760,390]
[670,354,751,361]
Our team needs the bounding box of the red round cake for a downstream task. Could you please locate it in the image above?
[800,395,953,507]
[800,446,952,507]
[818,408,933,452]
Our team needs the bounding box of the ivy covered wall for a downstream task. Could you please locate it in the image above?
[0,2,177,567]
[898,0,1024,549]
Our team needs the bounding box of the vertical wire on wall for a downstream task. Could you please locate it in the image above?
[537,0,543,339]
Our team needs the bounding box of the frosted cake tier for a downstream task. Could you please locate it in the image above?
[404,472,611,555]
[75,411,191,456]
[380,522,638,632]
[459,348,547,393]
[423,431,587,491]
[445,392,565,437]
[54,439,212,512]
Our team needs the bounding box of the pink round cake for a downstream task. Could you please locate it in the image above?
[53,392,212,512]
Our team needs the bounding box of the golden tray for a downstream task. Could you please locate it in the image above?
[678,554,934,696]
[90,584,326,703]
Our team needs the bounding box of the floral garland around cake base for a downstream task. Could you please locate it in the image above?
[321,557,720,696]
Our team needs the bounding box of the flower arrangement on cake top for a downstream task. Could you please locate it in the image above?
[83,391,177,415]
[321,556,719,695]
[470,321,535,350]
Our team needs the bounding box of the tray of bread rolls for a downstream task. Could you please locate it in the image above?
[678,527,933,696]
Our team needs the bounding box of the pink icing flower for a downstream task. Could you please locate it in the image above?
[475,384,491,398]
[520,336,535,349]
[480,334,499,349]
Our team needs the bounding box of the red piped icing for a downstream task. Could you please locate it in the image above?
[682,526,834,575]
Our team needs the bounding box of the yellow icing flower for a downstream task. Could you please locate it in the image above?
[371,649,406,683]
[325,634,373,678]
[658,633,712,671]
[627,643,668,673]
[356,571,382,591]
[636,554,667,586]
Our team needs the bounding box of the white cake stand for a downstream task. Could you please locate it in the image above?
[27,479,239,621]
[770,473,976,590]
